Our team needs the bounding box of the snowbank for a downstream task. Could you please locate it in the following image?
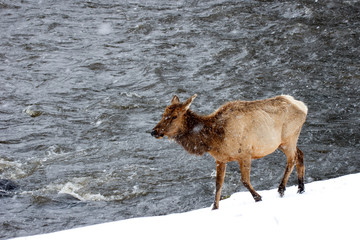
[14,174,360,240]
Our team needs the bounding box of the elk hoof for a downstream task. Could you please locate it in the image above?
[297,181,305,194]
[278,187,285,197]
[297,188,305,194]
[254,195,262,202]
[211,203,219,210]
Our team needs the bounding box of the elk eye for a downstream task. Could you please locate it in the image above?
[172,116,177,120]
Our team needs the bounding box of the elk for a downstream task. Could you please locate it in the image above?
[151,94,307,209]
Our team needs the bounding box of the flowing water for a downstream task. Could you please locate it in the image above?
[1,0,359,238]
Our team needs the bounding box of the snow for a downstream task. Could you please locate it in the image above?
[97,23,112,35]
[13,173,360,240]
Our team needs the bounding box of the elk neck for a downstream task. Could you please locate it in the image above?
[174,110,225,155]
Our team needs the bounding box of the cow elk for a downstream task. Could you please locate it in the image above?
[151,94,307,210]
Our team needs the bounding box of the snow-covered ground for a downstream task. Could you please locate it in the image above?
[14,173,360,240]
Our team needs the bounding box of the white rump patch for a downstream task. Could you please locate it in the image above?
[282,95,308,114]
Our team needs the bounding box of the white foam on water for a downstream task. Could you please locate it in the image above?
[58,182,107,201]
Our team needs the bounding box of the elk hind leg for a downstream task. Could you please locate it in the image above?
[278,144,297,197]
[239,157,262,202]
[296,147,305,194]
[212,161,226,210]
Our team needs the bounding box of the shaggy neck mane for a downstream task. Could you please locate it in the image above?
[174,110,225,156]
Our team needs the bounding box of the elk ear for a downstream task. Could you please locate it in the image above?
[171,95,180,105]
[183,94,197,111]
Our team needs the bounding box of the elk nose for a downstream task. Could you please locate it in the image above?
[151,130,157,137]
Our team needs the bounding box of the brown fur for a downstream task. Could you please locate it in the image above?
[151,94,307,210]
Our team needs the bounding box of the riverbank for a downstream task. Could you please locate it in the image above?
[13,173,360,240]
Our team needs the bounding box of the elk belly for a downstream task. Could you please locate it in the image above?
[249,128,282,159]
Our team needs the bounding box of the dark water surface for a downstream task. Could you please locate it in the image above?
[1,0,359,238]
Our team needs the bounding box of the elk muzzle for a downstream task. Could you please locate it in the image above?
[151,129,164,139]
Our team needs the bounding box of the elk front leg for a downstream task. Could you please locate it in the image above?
[239,157,262,202]
[212,161,226,210]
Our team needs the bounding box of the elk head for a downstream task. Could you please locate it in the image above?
[151,94,197,139]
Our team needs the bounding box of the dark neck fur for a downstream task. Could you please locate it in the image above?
[174,111,225,156]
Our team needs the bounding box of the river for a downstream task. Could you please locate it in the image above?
[1,0,359,239]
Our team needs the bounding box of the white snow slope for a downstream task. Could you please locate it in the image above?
[13,173,360,240]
